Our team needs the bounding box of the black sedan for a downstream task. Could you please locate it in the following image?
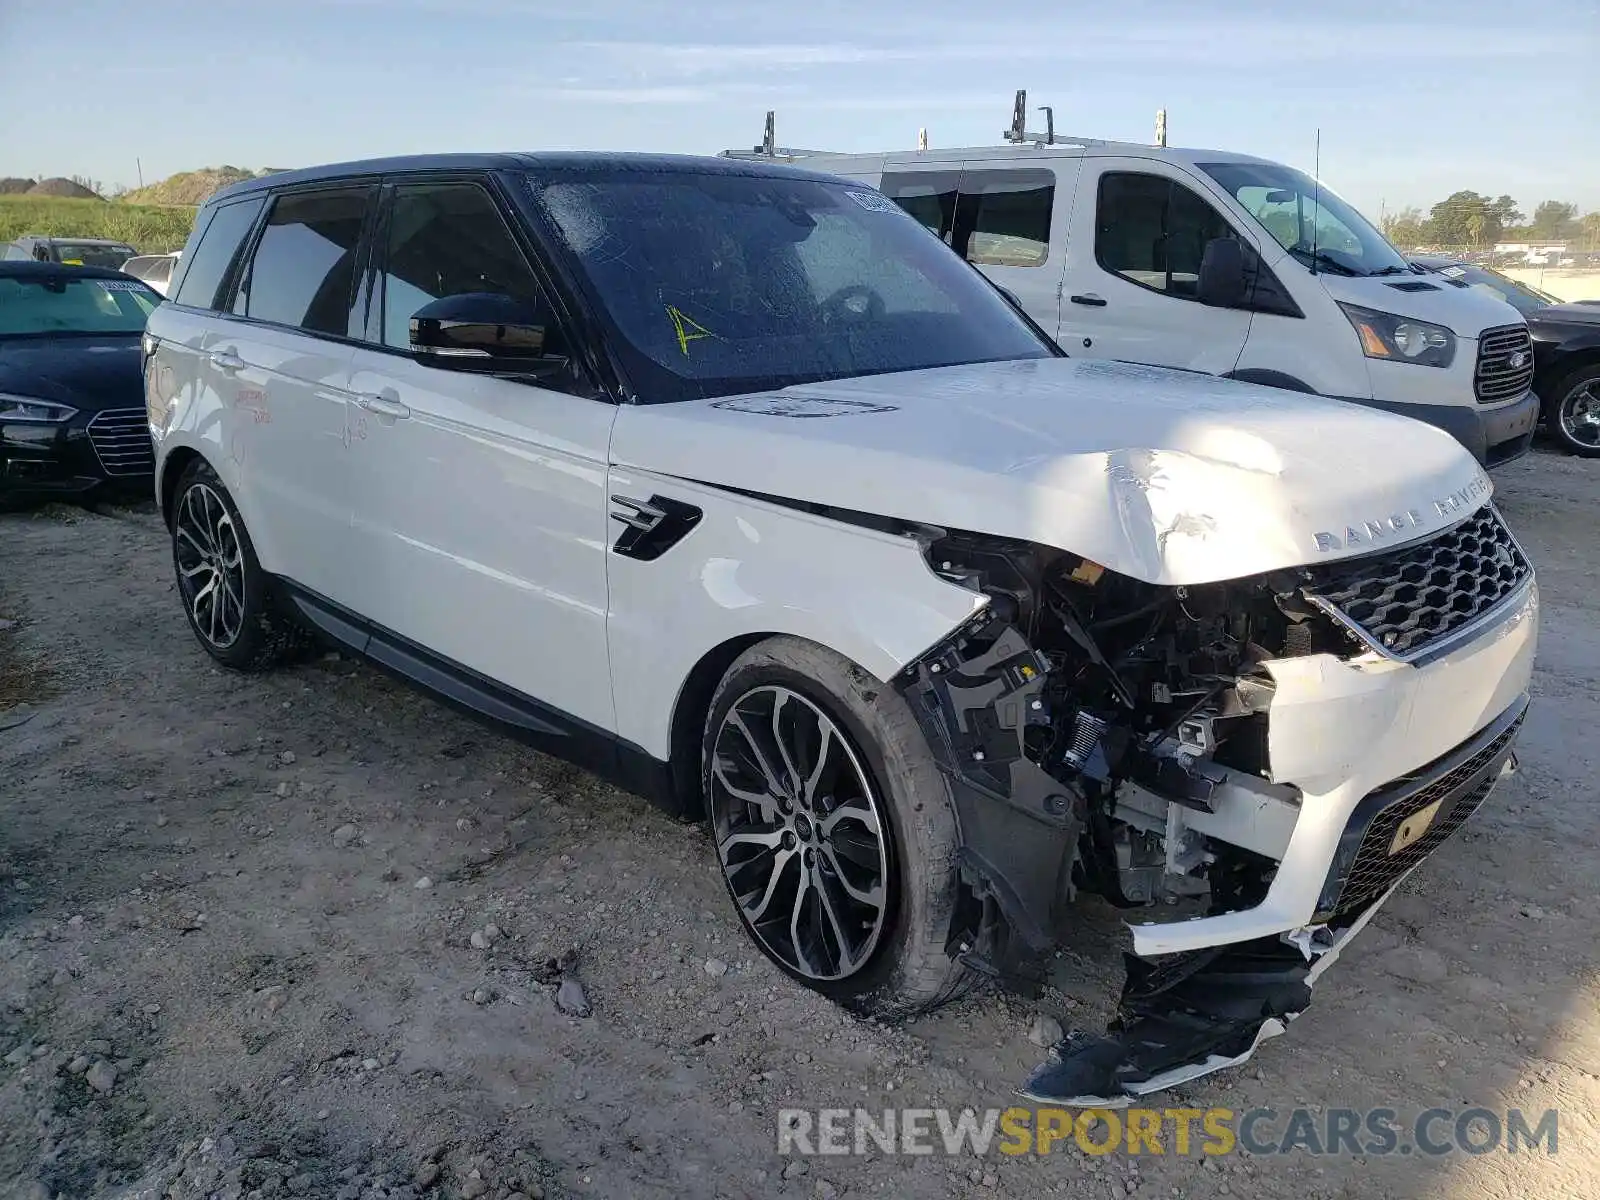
[1411,255,1600,458]
[1,261,162,503]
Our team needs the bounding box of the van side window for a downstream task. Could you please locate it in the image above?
[880,172,958,243]
[378,182,549,351]
[234,188,372,336]
[1096,172,1233,298]
[171,197,265,310]
[956,169,1054,267]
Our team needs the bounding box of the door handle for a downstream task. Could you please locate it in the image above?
[1069,293,1108,307]
[209,349,244,372]
[355,393,411,420]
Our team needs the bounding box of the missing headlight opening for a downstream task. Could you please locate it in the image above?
[899,525,1524,1106]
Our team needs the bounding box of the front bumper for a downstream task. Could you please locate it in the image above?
[0,409,153,501]
[1128,575,1538,957]
[1354,388,1539,467]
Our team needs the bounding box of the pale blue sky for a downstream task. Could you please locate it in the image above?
[2,0,1595,217]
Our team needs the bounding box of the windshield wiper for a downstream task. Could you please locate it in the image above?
[1291,247,1358,276]
[1367,265,1413,277]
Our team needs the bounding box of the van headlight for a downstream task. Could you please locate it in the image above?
[1338,304,1456,368]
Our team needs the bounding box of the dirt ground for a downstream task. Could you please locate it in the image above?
[2,448,1597,1200]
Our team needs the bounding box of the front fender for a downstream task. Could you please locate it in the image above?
[604,468,984,760]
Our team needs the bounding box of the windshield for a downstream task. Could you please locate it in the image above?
[1199,163,1411,277]
[0,275,161,336]
[49,243,136,268]
[530,170,1053,403]
[1431,263,1559,316]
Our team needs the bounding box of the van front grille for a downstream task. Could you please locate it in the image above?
[1475,324,1535,404]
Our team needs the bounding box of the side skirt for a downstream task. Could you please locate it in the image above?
[275,580,690,818]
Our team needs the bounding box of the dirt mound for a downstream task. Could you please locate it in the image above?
[0,177,36,195]
[122,166,274,207]
[26,177,102,199]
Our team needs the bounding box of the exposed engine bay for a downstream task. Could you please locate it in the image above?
[896,523,1527,1105]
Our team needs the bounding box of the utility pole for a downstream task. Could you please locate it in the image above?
[136,158,143,189]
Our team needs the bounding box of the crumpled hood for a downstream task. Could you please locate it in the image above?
[611,358,1492,587]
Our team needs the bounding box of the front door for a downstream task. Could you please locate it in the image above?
[1057,163,1253,375]
[344,177,617,732]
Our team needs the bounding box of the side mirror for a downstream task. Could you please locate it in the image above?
[409,292,562,372]
[1197,237,1248,309]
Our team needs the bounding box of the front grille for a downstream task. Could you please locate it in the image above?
[1305,504,1532,662]
[86,407,155,477]
[1315,700,1526,919]
[1475,324,1534,404]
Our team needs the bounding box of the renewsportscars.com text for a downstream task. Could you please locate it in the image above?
[777,1106,1560,1158]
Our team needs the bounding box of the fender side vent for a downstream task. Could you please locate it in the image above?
[610,494,703,561]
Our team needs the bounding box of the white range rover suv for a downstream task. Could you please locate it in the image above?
[143,153,1536,1104]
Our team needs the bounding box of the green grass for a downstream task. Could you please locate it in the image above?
[0,195,197,254]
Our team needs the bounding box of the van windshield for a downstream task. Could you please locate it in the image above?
[530,169,1053,403]
[1199,163,1411,278]
[49,243,136,269]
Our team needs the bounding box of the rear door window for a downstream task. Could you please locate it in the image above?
[172,197,266,310]
[955,169,1055,267]
[234,187,374,336]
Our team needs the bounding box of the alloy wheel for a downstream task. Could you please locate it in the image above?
[174,482,246,649]
[1559,380,1600,449]
[709,685,890,981]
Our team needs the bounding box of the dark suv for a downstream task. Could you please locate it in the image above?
[1412,255,1600,457]
[4,235,138,269]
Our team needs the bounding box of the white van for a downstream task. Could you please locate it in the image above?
[729,121,1540,467]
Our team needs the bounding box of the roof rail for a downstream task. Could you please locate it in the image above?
[719,93,1172,161]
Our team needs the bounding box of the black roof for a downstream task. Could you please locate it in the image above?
[0,261,145,282]
[207,151,847,206]
[14,234,136,247]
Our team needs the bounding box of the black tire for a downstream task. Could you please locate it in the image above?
[702,636,973,1018]
[170,458,310,671]
[1547,363,1600,458]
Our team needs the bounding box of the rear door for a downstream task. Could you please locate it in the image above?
[1058,161,1252,374]
[218,184,374,602]
[880,162,1073,336]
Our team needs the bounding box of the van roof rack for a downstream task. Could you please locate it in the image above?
[719,91,1173,161]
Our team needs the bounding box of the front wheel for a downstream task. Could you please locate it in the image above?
[702,637,974,1017]
[1549,365,1600,458]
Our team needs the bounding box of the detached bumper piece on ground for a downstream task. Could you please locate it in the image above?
[1021,698,1525,1106]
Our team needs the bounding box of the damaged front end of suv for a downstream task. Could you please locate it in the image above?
[897,504,1536,1105]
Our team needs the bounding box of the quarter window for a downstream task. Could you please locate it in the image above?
[880,172,958,243]
[1096,172,1234,298]
[379,182,546,351]
[172,197,265,310]
[235,188,372,335]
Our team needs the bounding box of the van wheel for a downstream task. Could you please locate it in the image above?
[170,459,309,670]
[702,637,974,1017]
[1549,365,1600,458]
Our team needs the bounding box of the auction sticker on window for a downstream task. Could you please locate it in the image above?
[99,280,145,291]
[845,189,899,214]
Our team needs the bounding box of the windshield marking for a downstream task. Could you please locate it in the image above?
[666,305,716,355]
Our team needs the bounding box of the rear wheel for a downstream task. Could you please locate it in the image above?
[170,458,310,670]
[703,637,973,1017]
[1549,364,1600,458]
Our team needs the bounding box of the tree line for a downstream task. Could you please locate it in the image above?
[1381,192,1600,250]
